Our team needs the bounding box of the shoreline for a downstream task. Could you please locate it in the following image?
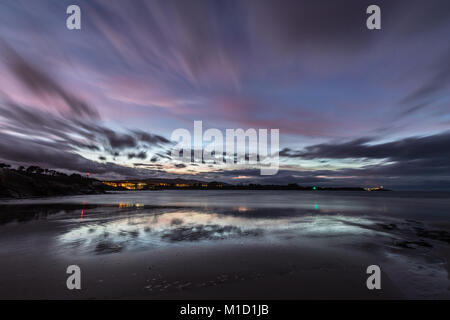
[1,191,449,299]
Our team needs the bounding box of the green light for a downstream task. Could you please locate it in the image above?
[314,203,318,210]
[313,186,317,190]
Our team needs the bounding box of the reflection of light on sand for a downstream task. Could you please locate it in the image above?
[296,216,376,236]
[58,209,378,254]
[60,210,262,243]
[118,203,144,208]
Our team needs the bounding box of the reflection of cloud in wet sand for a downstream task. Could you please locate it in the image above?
[52,206,450,297]
[58,210,269,254]
[58,208,450,253]
[161,224,263,242]
[82,223,263,254]
[95,241,124,254]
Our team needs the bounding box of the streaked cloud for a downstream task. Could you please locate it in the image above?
[0,0,449,188]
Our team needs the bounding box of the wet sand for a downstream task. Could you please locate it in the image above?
[0,190,449,299]
[0,234,403,299]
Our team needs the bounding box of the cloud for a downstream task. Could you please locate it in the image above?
[1,42,99,119]
[87,0,450,82]
[1,1,450,190]
[277,132,450,189]
[208,162,450,190]
[0,101,169,154]
[0,42,171,179]
[0,102,172,178]
[248,0,450,52]
[399,48,450,115]
[127,151,147,160]
[0,131,142,178]
[133,130,170,144]
[0,99,172,179]
[102,129,137,149]
[281,132,450,162]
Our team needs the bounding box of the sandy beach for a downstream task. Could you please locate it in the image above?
[0,190,449,299]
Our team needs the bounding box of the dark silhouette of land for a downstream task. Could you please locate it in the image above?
[102,179,388,192]
[0,162,389,199]
[0,163,110,198]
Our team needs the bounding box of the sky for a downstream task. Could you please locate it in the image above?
[0,0,449,190]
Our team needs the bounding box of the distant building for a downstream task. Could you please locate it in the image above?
[364,186,384,191]
[102,181,147,190]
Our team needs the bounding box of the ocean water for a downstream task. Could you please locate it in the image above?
[1,190,449,299]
